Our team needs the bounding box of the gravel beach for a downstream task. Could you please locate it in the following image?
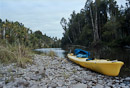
[0,55,130,88]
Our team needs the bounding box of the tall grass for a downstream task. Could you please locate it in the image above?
[0,46,16,63]
[0,44,33,68]
[35,50,57,58]
[47,51,57,58]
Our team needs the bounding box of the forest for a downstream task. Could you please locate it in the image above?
[60,0,130,48]
[0,19,61,48]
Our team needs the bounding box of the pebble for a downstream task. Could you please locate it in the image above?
[72,83,87,88]
[125,77,130,81]
[0,84,3,88]
[0,54,129,88]
[94,84,104,88]
[31,75,42,81]
[57,81,64,87]
[74,77,82,82]
[31,85,39,88]
[48,83,57,88]
[104,86,111,88]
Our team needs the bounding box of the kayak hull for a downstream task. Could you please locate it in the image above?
[67,53,124,76]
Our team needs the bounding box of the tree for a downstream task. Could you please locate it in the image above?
[60,17,72,44]
[85,0,100,43]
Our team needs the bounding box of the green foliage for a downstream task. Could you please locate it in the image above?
[102,20,120,42]
[0,19,61,48]
[61,0,130,48]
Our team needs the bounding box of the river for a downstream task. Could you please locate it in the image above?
[35,47,130,77]
[35,48,66,58]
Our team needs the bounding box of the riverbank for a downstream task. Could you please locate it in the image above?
[0,55,130,88]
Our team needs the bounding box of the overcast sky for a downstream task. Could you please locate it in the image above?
[0,0,126,39]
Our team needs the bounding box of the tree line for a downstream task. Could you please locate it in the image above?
[0,19,61,48]
[60,0,130,48]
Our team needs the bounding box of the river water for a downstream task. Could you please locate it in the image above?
[35,48,66,58]
[35,47,130,77]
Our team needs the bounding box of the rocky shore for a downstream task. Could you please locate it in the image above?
[0,55,130,88]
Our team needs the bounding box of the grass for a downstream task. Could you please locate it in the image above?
[63,72,70,79]
[72,69,77,74]
[0,46,16,64]
[0,44,33,68]
[47,51,57,58]
[35,50,57,58]
[0,43,57,68]
[5,73,15,84]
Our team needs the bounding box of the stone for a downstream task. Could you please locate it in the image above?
[0,84,3,88]
[125,86,130,88]
[39,69,45,76]
[82,79,87,84]
[17,81,25,87]
[107,82,112,86]
[125,77,130,81]
[115,80,120,83]
[72,83,87,88]
[88,81,92,86]
[56,86,67,88]
[66,67,71,71]
[17,72,24,75]
[74,77,82,82]
[104,86,111,88]
[85,75,92,81]
[23,81,30,87]
[98,80,104,84]
[94,84,104,88]
[48,83,57,88]
[31,75,42,81]
[24,77,30,81]
[121,83,126,86]
[57,81,64,87]
[31,85,39,88]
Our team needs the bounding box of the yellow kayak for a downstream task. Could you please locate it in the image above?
[67,53,124,76]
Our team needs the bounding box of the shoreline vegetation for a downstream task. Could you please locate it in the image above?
[0,18,60,66]
[0,44,57,67]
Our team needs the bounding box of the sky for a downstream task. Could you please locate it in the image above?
[0,0,126,39]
